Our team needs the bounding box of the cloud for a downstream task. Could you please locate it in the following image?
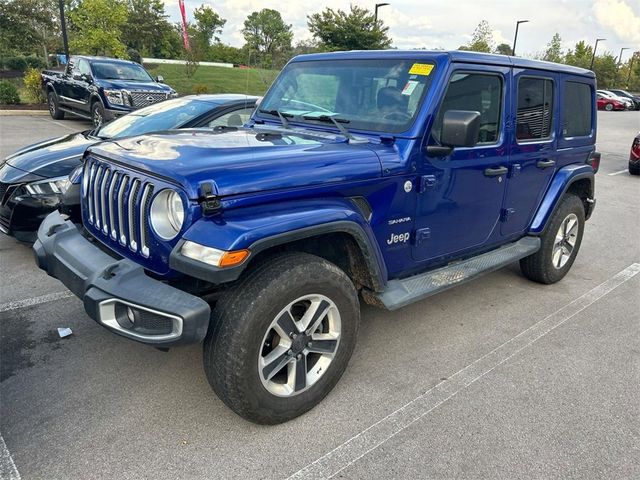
[593,0,640,44]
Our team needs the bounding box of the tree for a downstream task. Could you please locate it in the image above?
[307,5,391,51]
[68,0,129,57]
[122,0,177,58]
[494,43,512,56]
[459,20,494,53]
[242,9,293,68]
[193,5,226,45]
[564,40,592,69]
[543,33,563,63]
[0,0,61,61]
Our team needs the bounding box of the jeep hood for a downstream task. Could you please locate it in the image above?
[88,128,384,199]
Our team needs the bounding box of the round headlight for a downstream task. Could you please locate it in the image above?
[150,189,185,240]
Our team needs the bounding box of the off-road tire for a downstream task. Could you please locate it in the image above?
[203,252,360,424]
[48,91,64,119]
[91,100,106,128]
[520,194,585,284]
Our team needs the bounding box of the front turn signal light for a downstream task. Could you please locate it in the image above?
[219,250,250,268]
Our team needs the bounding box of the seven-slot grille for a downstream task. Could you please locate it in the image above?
[83,158,154,258]
[128,91,168,108]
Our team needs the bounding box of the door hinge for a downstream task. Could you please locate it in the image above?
[419,175,436,193]
[415,227,431,245]
[500,208,515,222]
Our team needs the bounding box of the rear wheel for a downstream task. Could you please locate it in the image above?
[520,194,585,284]
[203,252,360,424]
[629,162,640,176]
[47,91,64,119]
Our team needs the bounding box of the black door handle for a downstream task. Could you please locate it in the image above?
[484,166,508,177]
[537,159,556,169]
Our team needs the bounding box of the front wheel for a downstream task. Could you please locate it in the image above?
[203,253,360,424]
[91,101,105,128]
[604,103,613,111]
[520,194,585,284]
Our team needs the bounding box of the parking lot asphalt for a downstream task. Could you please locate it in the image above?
[1,111,639,480]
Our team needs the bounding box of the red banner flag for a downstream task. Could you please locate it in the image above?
[178,0,190,50]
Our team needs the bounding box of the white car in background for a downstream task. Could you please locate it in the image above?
[597,90,633,110]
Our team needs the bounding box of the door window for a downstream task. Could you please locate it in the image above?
[208,107,255,128]
[432,72,503,145]
[77,59,91,77]
[516,77,554,141]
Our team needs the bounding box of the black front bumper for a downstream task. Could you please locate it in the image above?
[33,211,211,346]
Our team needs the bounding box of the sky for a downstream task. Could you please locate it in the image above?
[164,0,640,62]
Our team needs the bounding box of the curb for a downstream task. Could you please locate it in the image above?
[0,110,49,116]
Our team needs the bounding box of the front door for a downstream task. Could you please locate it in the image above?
[413,67,510,263]
[501,71,557,236]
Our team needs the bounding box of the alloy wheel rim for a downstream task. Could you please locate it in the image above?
[93,109,102,127]
[258,294,341,397]
[552,213,578,269]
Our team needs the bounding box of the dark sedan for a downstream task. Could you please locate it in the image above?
[0,94,258,241]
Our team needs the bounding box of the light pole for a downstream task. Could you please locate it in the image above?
[512,20,529,56]
[627,53,637,89]
[590,38,605,70]
[58,0,70,64]
[617,47,629,65]
[374,3,390,23]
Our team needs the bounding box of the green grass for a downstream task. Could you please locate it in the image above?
[146,63,279,96]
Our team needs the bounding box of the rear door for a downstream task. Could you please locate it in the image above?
[413,66,510,262]
[501,71,557,236]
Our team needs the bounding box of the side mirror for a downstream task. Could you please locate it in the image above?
[156,75,164,83]
[426,110,481,157]
[441,110,481,147]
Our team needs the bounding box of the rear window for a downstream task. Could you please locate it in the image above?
[562,82,592,137]
[516,77,554,141]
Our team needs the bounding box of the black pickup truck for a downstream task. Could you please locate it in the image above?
[41,55,177,127]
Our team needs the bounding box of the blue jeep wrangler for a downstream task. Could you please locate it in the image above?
[34,51,598,424]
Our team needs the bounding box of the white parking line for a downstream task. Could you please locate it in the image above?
[608,169,628,176]
[287,263,640,480]
[0,434,21,480]
[0,291,73,313]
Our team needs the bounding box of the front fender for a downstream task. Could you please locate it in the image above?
[528,164,594,234]
[170,198,387,287]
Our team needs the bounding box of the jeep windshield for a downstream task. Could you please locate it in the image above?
[257,58,435,134]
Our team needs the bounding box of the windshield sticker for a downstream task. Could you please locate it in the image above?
[402,80,419,96]
[409,63,434,76]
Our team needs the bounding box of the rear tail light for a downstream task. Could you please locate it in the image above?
[587,151,601,173]
[631,139,640,160]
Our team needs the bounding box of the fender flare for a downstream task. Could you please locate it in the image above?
[170,203,387,289]
[528,164,594,234]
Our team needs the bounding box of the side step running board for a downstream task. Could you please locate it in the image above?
[376,237,541,310]
[59,107,91,120]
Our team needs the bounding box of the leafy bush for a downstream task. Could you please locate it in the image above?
[127,48,142,64]
[0,55,45,71]
[192,84,209,94]
[0,81,21,104]
[23,67,45,103]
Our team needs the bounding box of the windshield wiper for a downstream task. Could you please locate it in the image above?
[259,109,293,129]
[302,114,360,142]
